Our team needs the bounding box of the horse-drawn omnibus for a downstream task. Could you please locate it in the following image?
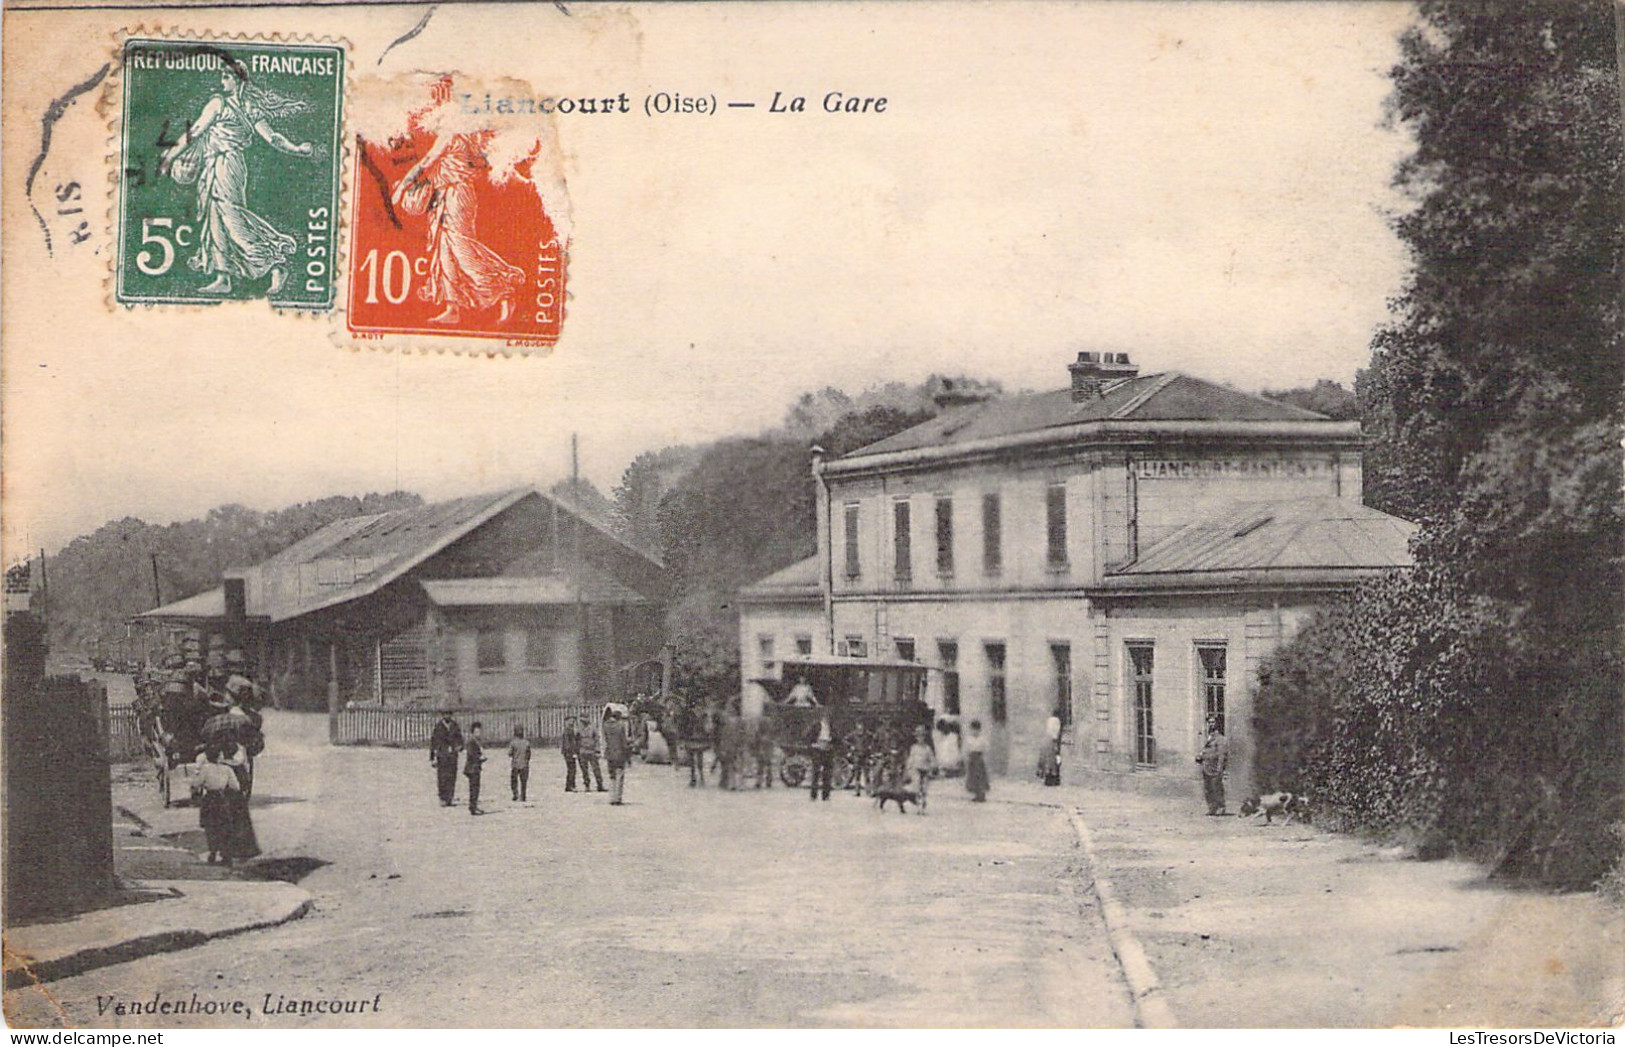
[753,656,935,789]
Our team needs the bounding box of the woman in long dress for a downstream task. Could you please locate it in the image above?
[160,63,314,296]
[392,131,523,325]
[963,719,990,802]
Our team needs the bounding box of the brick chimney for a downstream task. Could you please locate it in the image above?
[931,378,994,411]
[1068,351,1139,401]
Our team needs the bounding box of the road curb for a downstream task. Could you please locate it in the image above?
[1064,806,1178,1029]
[3,882,313,991]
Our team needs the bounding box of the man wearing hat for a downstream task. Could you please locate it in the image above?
[429,710,464,806]
[1197,715,1229,816]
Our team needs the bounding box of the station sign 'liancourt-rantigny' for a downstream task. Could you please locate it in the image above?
[1134,459,1337,480]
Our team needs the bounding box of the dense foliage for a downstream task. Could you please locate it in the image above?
[645,399,943,697]
[1255,0,1623,888]
[1262,380,1360,421]
[42,494,426,653]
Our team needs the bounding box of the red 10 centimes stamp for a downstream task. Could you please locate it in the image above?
[348,76,567,349]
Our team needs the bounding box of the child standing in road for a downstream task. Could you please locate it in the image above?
[905,725,937,811]
[465,722,487,815]
[508,725,532,802]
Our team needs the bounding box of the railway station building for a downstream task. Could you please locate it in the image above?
[739,352,1414,795]
[139,488,668,713]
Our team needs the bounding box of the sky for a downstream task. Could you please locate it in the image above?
[2,1,1418,556]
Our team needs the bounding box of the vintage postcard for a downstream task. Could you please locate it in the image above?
[3,0,1621,1034]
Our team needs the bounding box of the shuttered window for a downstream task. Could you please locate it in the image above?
[379,626,430,704]
[844,503,861,579]
[1047,483,1068,567]
[893,499,913,581]
[982,494,1002,575]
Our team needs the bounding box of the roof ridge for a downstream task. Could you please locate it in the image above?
[1109,371,1180,419]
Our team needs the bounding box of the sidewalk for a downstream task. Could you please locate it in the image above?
[2,766,314,993]
[997,779,1625,1028]
[4,880,311,991]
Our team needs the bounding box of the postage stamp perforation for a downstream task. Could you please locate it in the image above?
[334,70,570,356]
[104,25,353,314]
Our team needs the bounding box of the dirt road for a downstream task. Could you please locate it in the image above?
[5,712,1134,1028]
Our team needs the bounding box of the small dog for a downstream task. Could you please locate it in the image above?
[1239,791,1310,825]
[872,783,926,815]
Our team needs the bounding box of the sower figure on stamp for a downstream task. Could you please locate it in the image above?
[430,710,463,806]
[392,81,524,326]
[159,60,314,297]
[1198,715,1229,816]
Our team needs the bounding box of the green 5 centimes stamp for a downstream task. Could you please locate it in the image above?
[117,39,344,309]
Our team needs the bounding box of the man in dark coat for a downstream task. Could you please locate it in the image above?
[429,711,463,806]
[1197,716,1229,816]
[561,717,582,791]
[603,709,632,805]
[808,712,835,801]
[464,721,487,816]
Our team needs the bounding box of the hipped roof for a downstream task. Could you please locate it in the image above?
[738,555,821,602]
[846,372,1329,459]
[1097,497,1415,593]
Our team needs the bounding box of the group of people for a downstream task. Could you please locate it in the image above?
[132,643,269,868]
[429,705,639,814]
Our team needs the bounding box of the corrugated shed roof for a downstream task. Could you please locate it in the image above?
[137,488,661,624]
[845,372,1328,458]
[422,568,648,607]
[136,586,227,621]
[739,555,821,601]
[1111,497,1416,579]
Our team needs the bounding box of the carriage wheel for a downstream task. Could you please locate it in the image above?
[832,756,854,790]
[781,753,810,788]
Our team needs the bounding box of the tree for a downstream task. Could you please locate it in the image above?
[45,492,425,652]
[1255,0,1624,887]
[611,446,697,553]
[1261,379,1360,421]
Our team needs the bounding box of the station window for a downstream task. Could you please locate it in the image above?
[1128,643,1155,765]
[935,496,954,576]
[893,499,913,582]
[524,627,555,670]
[794,634,814,657]
[985,642,1007,724]
[894,637,916,662]
[1046,483,1068,568]
[843,635,868,658]
[938,640,961,715]
[1198,645,1226,735]
[1051,642,1073,726]
[758,634,776,677]
[844,503,861,579]
[982,493,1002,575]
[476,628,506,673]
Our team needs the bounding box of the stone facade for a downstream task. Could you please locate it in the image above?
[739,356,1412,795]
